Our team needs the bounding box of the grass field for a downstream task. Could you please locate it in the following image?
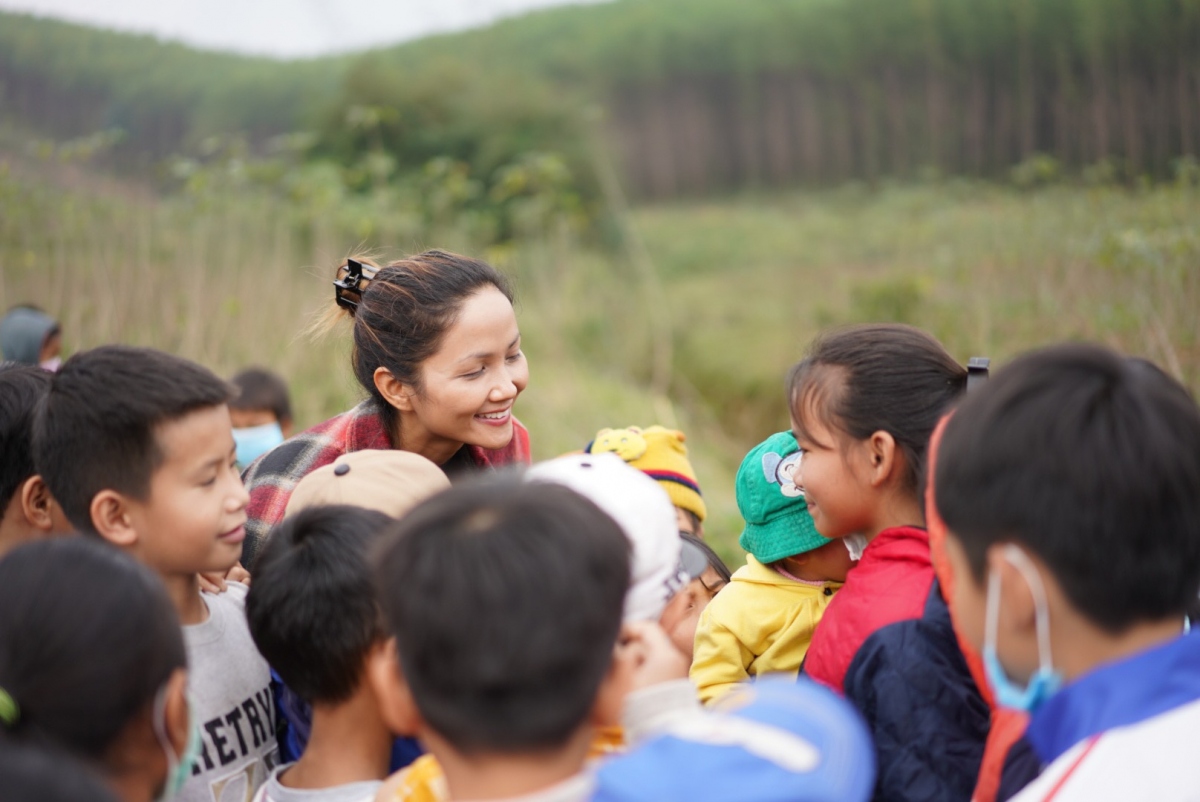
[3,160,1197,562]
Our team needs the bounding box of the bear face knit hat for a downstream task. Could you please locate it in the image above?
[525,452,695,623]
[736,431,830,564]
[284,449,451,520]
[586,425,707,523]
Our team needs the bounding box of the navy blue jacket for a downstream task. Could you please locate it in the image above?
[843,579,990,802]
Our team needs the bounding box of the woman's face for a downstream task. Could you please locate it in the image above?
[400,286,529,463]
[659,567,727,659]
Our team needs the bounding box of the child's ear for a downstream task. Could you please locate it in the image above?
[590,627,640,728]
[373,368,416,414]
[984,545,1039,641]
[280,417,294,438]
[90,490,140,548]
[865,430,900,487]
[21,475,73,535]
[163,667,190,758]
[367,638,423,737]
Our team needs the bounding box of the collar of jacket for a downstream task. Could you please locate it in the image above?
[1026,630,1200,765]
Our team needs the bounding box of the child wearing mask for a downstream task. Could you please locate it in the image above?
[934,345,1200,801]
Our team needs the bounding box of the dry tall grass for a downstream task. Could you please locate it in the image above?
[3,163,1197,561]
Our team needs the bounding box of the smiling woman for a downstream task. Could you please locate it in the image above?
[241,250,531,562]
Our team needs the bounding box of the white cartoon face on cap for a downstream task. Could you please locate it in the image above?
[762,451,804,498]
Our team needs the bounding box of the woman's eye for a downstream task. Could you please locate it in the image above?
[506,351,523,363]
[463,368,485,379]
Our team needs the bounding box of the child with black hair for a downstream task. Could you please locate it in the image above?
[369,476,638,802]
[0,740,122,802]
[231,367,294,471]
[0,538,192,802]
[659,533,731,660]
[933,344,1200,801]
[0,364,72,556]
[33,345,279,801]
[246,505,395,802]
[792,324,989,801]
[385,453,705,802]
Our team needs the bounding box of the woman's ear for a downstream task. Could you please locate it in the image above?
[373,368,415,414]
[90,490,139,548]
[367,638,423,737]
[865,430,900,487]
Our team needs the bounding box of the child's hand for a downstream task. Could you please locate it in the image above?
[198,562,251,594]
[619,620,691,690]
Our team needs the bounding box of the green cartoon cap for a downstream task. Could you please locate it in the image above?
[736,431,831,563]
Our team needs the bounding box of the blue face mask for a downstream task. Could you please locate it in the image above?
[152,684,202,801]
[233,422,284,470]
[982,545,1063,713]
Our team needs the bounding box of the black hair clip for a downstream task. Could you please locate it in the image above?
[966,356,990,393]
[333,258,376,312]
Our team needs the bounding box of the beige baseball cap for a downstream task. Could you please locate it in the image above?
[284,449,451,520]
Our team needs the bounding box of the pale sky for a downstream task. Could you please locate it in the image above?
[0,0,608,59]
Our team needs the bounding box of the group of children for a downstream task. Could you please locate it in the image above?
[2,311,1200,802]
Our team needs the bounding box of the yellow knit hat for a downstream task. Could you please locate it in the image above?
[586,425,707,522]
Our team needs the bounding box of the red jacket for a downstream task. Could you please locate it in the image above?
[803,525,936,693]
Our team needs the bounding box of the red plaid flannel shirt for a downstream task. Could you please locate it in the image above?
[241,398,531,564]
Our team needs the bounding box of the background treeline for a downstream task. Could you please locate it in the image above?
[3,0,1200,200]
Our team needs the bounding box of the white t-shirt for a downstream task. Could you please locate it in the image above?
[251,764,380,802]
[180,582,280,802]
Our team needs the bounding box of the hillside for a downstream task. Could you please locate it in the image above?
[3,0,1198,194]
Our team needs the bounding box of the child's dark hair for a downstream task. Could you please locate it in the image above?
[0,364,51,507]
[230,367,292,424]
[331,250,512,439]
[32,345,233,531]
[935,344,1200,633]
[0,537,186,758]
[681,532,731,585]
[0,741,121,802]
[788,324,967,494]
[375,475,630,754]
[246,505,391,704]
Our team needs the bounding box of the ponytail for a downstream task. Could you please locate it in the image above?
[0,538,186,758]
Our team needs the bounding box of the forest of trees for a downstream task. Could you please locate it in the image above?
[2,0,1198,196]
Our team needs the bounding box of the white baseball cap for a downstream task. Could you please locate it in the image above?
[525,452,688,623]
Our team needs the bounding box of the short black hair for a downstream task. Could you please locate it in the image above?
[32,345,232,531]
[0,538,186,759]
[0,741,121,802]
[230,367,292,423]
[246,505,391,704]
[935,344,1200,633]
[0,364,51,507]
[375,476,631,754]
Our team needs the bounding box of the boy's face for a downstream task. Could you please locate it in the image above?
[125,405,248,577]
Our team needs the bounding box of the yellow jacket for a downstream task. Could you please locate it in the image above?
[690,555,841,704]
[381,727,625,802]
